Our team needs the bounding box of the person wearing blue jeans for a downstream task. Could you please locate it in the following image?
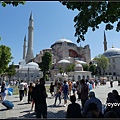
[53,82,62,106]
[62,80,69,107]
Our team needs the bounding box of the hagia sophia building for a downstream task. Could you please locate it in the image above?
[14,13,120,82]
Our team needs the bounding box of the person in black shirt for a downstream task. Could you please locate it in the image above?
[32,78,47,118]
[50,82,54,98]
[66,95,82,118]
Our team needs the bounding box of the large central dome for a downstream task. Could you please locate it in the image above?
[55,38,73,43]
[103,47,120,57]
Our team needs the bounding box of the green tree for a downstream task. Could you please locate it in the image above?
[94,54,109,76]
[89,63,97,76]
[38,52,52,80]
[58,66,64,74]
[65,64,75,73]
[6,62,16,83]
[0,1,25,7]
[0,45,13,75]
[82,64,89,71]
[61,2,120,43]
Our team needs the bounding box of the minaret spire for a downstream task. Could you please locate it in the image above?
[23,35,27,59]
[29,12,33,20]
[26,12,34,63]
[103,30,107,52]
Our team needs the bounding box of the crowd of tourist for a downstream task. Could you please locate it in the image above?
[48,78,120,118]
[1,78,120,118]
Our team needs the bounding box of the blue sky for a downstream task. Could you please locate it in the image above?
[0,1,120,64]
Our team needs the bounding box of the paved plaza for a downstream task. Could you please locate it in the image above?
[0,81,120,119]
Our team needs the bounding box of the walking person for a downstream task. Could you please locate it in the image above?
[32,78,47,118]
[80,79,89,108]
[0,81,7,101]
[18,80,25,102]
[53,82,62,106]
[49,82,54,98]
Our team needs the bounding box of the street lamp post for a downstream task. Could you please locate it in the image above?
[27,68,30,84]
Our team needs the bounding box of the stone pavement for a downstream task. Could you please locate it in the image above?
[0,81,120,119]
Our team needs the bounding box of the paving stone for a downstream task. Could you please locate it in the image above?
[0,81,119,118]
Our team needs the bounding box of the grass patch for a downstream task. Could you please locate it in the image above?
[8,85,50,95]
[9,86,19,95]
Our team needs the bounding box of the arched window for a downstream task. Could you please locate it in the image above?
[78,76,81,81]
[113,72,116,76]
[109,72,112,75]
[82,75,85,79]
[87,76,89,80]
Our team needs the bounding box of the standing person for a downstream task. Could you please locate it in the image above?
[18,80,25,102]
[32,78,47,118]
[35,79,40,86]
[72,80,76,96]
[30,83,35,111]
[0,81,7,101]
[95,79,98,88]
[66,95,82,118]
[62,80,69,107]
[112,89,120,103]
[24,82,28,96]
[28,82,34,104]
[110,78,113,88]
[80,79,89,108]
[53,82,57,97]
[68,80,72,97]
[81,91,102,117]
[76,81,81,100]
[105,92,120,117]
[49,82,54,98]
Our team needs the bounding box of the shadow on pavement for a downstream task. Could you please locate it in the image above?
[0,108,8,111]
[10,100,19,102]
[6,110,66,118]
[48,105,64,107]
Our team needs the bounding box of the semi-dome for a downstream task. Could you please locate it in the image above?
[103,47,120,57]
[75,64,83,67]
[26,62,39,67]
[55,38,73,43]
[74,64,83,71]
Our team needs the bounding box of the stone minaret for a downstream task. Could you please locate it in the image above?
[23,35,27,59]
[103,30,107,52]
[26,12,34,63]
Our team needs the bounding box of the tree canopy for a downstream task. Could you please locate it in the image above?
[94,54,109,76]
[38,52,52,80]
[0,45,13,74]
[61,2,120,43]
[0,1,25,7]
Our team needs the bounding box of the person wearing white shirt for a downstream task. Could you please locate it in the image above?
[18,80,25,101]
